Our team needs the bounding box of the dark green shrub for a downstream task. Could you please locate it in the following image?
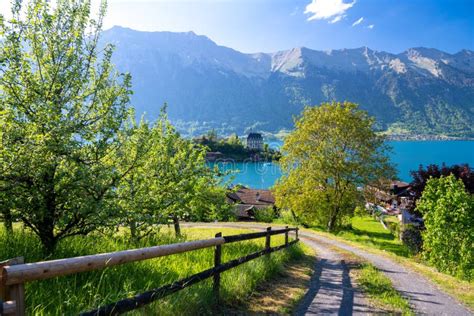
[400,225,423,254]
[254,207,276,223]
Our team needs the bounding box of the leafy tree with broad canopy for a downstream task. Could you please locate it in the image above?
[114,108,232,239]
[275,102,395,231]
[0,0,136,253]
[416,175,473,280]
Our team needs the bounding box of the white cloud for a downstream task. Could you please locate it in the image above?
[329,15,346,24]
[305,0,356,23]
[367,24,374,29]
[352,17,364,27]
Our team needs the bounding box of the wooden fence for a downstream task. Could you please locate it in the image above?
[0,226,299,316]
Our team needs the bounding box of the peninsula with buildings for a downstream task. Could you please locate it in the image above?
[194,131,281,162]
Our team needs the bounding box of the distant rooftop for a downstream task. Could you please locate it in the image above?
[247,133,262,139]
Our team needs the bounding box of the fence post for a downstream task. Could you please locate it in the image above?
[0,260,8,304]
[284,226,289,246]
[265,227,271,256]
[0,257,25,316]
[213,232,222,303]
[296,227,299,241]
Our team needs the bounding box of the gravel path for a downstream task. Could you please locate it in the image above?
[184,223,472,315]
[300,232,471,316]
[293,238,376,315]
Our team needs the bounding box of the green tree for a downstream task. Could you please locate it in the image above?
[113,119,155,242]
[206,129,218,142]
[116,109,229,238]
[275,102,395,231]
[186,177,233,223]
[416,175,473,280]
[0,0,133,253]
[227,133,241,146]
[153,112,230,236]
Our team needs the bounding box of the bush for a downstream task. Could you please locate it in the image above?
[400,224,423,254]
[254,207,276,223]
[385,219,400,238]
[416,175,473,280]
[354,206,367,217]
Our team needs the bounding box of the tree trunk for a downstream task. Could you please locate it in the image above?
[327,217,335,232]
[40,167,58,255]
[290,210,298,222]
[173,215,181,237]
[40,230,58,255]
[130,220,137,242]
[327,212,338,232]
[3,209,13,233]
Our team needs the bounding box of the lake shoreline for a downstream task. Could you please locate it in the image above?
[384,136,474,141]
[214,140,474,189]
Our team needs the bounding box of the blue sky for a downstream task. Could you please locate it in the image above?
[1,0,473,54]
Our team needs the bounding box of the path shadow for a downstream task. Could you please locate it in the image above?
[295,258,357,316]
[294,258,325,315]
[398,290,442,305]
[339,260,354,315]
[350,228,395,241]
[344,228,410,257]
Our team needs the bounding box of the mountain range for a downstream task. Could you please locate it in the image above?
[101,26,474,138]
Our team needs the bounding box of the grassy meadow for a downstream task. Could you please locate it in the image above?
[334,216,410,257]
[0,225,304,315]
[274,215,410,257]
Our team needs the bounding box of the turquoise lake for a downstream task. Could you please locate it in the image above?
[213,141,474,189]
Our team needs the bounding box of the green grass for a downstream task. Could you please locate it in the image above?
[327,216,410,257]
[0,225,303,315]
[356,263,413,315]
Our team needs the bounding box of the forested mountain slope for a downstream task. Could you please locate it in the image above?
[101,26,474,137]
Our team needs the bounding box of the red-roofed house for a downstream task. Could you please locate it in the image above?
[226,186,276,220]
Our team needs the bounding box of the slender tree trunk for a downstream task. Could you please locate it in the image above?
[290,210,298,222]
[173,215,181,237]
[327,216,336,232]
[327,207,339,232]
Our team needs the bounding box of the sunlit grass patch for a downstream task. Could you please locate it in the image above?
[0,224,302,315]
[335,216,410,257]
[356,263,413,315]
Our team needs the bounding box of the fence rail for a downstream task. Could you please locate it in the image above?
[0,226,299,316]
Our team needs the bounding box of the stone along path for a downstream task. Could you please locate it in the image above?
[184,223,472,315]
